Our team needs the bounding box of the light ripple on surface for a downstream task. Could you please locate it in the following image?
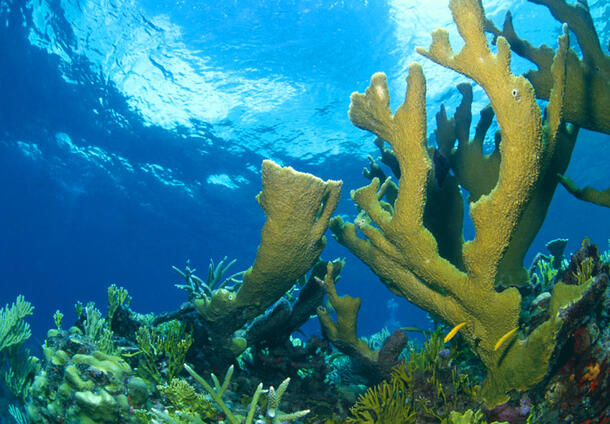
[22,0,610,162]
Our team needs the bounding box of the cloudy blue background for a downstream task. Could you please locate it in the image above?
[1,0,608,343]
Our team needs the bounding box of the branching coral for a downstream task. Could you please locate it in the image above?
[183,364,310,424]
[316,261,408,383]
[0,296,39,402]
[484,0,610,207]
[557,174,610,207]
[134,320,193,384]
[329,0,600,407]
[485,0,609,134]
[347,330,484,423]
[0,296,34,352]
[316,261,377,365]
[347,372,416,424]
[147,378,217,423]
[107,283,132,324]
[173,257,244,301]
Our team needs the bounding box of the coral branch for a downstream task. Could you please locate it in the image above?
[486,0,610,133]
[558,174,610,207]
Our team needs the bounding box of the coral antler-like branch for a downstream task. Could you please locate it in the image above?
[330,0,592,407]
[486,0,610,134]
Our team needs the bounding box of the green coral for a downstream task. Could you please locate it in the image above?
[173,257,244,301]
[348,330,482,423]
[159,378,216,419]
[53,310,63,331]
[183,364,310,424]
[26,331,145,424]
[107,284,132,324]
[0,296,34,352]
[406,329,445,374]
[76,302,103,340]
[134,378,216,423]
[134,320,193,384]
[74,286,132,356]
[347,369,416,423]
[75,301,117,354]
[571,256,595,285]
[444,409,507,424]
[536,258,558,290]
[0,296,39,402]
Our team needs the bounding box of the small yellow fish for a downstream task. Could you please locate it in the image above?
[444,322,466,343]
[581,237,591,247]
[494,328,518,351]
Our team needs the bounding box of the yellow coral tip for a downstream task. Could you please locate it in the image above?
[494,328,518,351]
[444,322,467,343]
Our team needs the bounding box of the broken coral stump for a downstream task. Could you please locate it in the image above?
[195,160,342,348]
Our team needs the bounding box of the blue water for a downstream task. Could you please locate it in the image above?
[0,0,608,346]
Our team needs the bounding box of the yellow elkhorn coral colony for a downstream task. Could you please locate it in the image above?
[327,0,600,406]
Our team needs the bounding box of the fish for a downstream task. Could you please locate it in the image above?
[444,322,466,343]
[494,328,518,351]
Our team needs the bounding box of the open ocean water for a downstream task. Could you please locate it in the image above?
[0,0,609,423]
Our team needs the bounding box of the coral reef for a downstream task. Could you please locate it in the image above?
[1,1,609,423]
[181,363,310,424]
[27,328,147,424]
[2,246,608,423]
[519,244,610,424]
[347,329,489,423]
[133,320,193,385]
